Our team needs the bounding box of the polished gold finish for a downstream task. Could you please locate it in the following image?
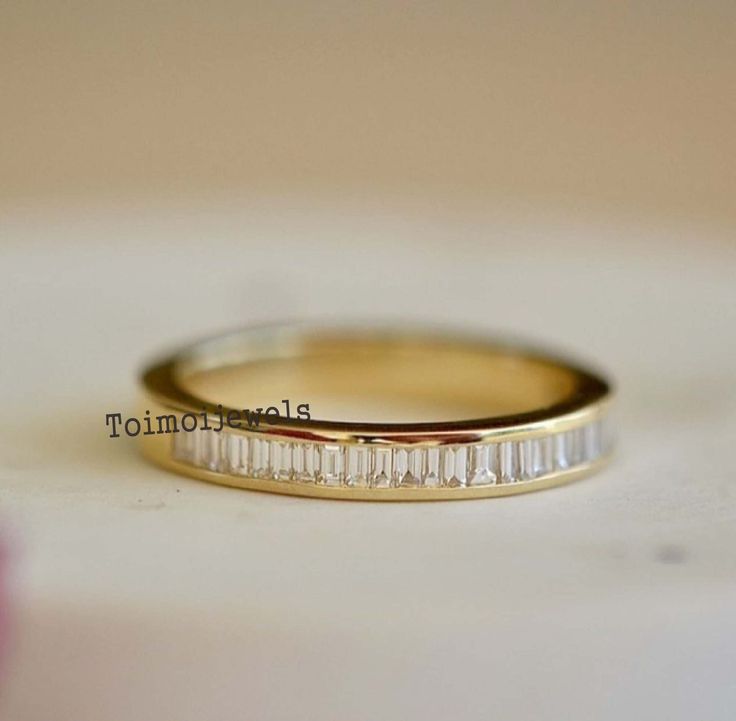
[139,324,614,500]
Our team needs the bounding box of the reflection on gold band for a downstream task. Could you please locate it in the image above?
[139,324,614,500]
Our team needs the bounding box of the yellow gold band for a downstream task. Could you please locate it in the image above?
[139,324,614,500]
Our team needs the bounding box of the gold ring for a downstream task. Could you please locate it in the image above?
[138,324,614,500]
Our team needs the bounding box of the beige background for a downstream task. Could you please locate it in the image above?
[1,1,735,226]
[1,3,735,721]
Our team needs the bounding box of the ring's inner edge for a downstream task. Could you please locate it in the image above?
[176,333,584,424]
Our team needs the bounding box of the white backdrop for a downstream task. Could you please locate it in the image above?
[1,198,734,720]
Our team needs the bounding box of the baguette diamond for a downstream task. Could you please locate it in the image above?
[394,447,422,487]
[442,446,467,487]
[423,448,441,488]
[169,417,610,491]
[533,435,553,477]
[499,441,518,483]
[469,444,497,486]
[370,447,393,488]
[317,444,344,486]
[346,446,370,488]
[270,441,292,481]
[293,443,316,483]
[250,438,270,478]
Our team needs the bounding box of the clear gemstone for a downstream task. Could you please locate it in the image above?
[293,443,316,483]
[441,447,467,487]
[224,433,237,472]
[499,441,519,483]
[370,447,392,488]
[568,428,584,466]
[518,439,535,480]
[407,448,424,487]
[225,434,248,474]
[317,444,344,486]
[195,433,205,466]
[171,423,611,489]
[197,430,219,471]
[532,436,553,477]
[218,431,231,472]
[393,447,408,487]
[191,433,200,464]
[172,430,194,463]
[394,447,421,487]
[583,421,601,462]
[423,447,441,487]
[270,440,293,481]
[468,444,497,486]
[346,446,369,487]
[249,437,270,478]
[554,433,569,469]
[563,429,575,466]
[191,431,203,466]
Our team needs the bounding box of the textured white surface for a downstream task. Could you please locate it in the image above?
[1,199,735,720]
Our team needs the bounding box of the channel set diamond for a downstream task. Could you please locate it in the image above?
[170,418,610,490]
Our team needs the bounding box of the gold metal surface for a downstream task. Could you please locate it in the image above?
[139,323,614,499]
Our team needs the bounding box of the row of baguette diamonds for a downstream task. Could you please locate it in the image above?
[171,419,609,488]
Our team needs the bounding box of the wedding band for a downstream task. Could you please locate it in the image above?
[139,324,614,500]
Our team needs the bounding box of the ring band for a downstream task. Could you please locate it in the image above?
[139,324,614,500]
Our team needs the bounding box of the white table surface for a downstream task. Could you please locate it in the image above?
[1,198,735,721]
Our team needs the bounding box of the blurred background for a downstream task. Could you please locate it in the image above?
[1,1,734,224]
[1,3,735,721]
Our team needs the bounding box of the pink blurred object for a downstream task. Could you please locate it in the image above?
[0,538,10,683]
